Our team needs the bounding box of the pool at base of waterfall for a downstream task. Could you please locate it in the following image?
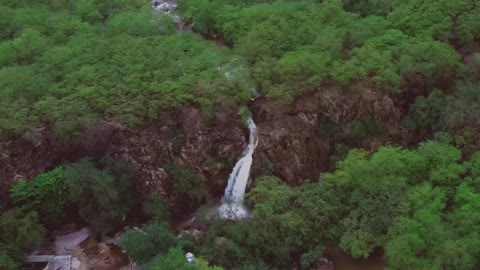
[218,202,250,220]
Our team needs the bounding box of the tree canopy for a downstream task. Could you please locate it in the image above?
[2,0,480,269]
[1,0,478,138]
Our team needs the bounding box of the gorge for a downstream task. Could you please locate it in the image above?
[1,0,480,269]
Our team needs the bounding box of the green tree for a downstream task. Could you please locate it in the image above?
[405,90,448,134]
[0,6,16,40]
[0,98,39,137]
[108,10,176,37]
[295,182,343,243]
[0,208,45,252]
[11,167,70,225]
[343,0,403,15]
[334,30,460,92]
[242,177,304,267]
[10,28,48,64]
[74,0,102,23]
[164,163,208,206]
[149,247,223,270]
[385,184,449,270]
[261,49,331,100]
[0,247,19,270]
[0,65,50,101]
[64,159,132,233]
[121,223,176,264]
[144,194,170,222]
[416,141,465,188]
[322,147,425,257]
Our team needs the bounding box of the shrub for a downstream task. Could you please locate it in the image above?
[64,158,132,233]
[149,247,223,270]
[144,194,170,222]
[0,248,19,270]
[11,167,70,225]
[121,223,176,264]
[0,208,45,251]
[164,163,208,206]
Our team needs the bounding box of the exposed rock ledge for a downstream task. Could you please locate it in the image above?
[1,88,407,207]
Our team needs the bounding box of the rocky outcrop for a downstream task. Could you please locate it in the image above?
[312,257,334,270]
[0,102,245,207]
[251,86,406,185]
[1,88,408,207]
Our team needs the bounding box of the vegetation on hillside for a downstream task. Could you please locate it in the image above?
[188,142,480,269]
[1,0,479,140]
[1,0,480,269]
[0,0,253,139]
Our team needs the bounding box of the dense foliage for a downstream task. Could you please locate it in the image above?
[1,0,478,139]
[144,194,170,222]
[147,248,223,270]
[179,0,478,99]
[64,158,133,233]
[164,163,209,208]
[11,167,70,225]
[184,142,480,269]
[0,208,45,269]
[121,223,177,264]
[2,0,480,269]
[0,0,253,139]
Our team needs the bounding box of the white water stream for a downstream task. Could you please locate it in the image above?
[152,0,181,25]
[151,0,259,220]
[218,118,258,219]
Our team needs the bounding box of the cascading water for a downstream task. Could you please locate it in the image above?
[219,118,259,219]
[150,0,260,220]
[152,0,182,25]
[152,0,176,11]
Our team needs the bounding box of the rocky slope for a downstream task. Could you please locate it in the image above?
[1,89,407,208]
[0,101,245,207]
[250,86,406,185]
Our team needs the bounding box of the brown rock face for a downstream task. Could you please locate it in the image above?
[0,102,245,207]
[251,86,405,185]
[1,88,408,207]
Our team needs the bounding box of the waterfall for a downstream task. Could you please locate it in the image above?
[152,0,177,12]
[152,0,182,26]
[219,118,258,219]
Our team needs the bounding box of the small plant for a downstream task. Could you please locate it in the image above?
[300,250,324,269]
[121,223,176,264]
[317,119,339,136]
[345,114,384,142]
[364,114,384,135]
[239,106,252,126]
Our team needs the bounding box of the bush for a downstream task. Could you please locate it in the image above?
[120,223,176,264]
[144,194,170,222]
[11,167,70,225]
[64,158,133,233]
[0,208,45,252]
[164,163,208,206]
[149,247,223,270]
[0,248,19,270]
[300,250,324,269]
